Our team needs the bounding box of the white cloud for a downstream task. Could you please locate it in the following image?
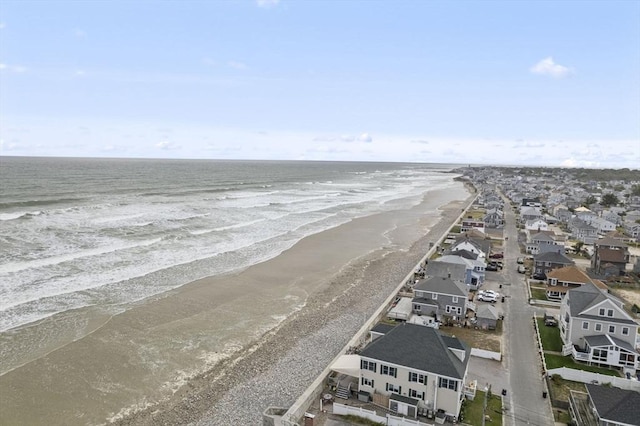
[357,133,373,143]
[256,0,280,8]
[156,140,180,150]
[340,135,355,142]
[228,60,247,70]
[530,57,572,78]
[0,63,27,73]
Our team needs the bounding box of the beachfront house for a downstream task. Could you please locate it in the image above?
[358,323,470,422]
[433,255,485,289]
[448,234,491,261]
[560,282,639,373]
[412,276,469,324]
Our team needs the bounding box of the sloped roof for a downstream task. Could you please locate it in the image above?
[476,304,499,320]
[359,323,470,379]
[598,247,626,263]
[414,276,468,297]
[449,249,479,260]
[596,236,628,248]
[584,334,637,353]
[586,384,640,426]
[425,261,467,282]
[566,282,607,317]
[531,232,555,242]
[534,251,575,265]
[546,265,592,285]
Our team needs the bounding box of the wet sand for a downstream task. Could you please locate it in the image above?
[0,182,472,426]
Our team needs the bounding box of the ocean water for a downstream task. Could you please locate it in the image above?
[0,157,458,335]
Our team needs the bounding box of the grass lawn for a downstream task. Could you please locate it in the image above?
[450,225,461,234]
[536,318,563,352]
[544,353,620,376]
[462,390,503,425]
[440,322,502,353]
[530,287,548,301]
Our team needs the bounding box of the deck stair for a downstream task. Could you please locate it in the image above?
[335,382,351,399]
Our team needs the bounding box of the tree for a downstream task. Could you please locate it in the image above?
[600,193,619,208]
[632,184,640,196]
[583,195,597,206]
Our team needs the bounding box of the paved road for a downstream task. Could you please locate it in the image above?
[501,199,556,426]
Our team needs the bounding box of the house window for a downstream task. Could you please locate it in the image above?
[432,293,438,300]
[622,327,629,336]
[452,296,458,303]
[619,353,635,366]
[381,365,397,378]
[607,309,614,317]
[414,304,421,311]
[361,377,374,387]
[593,348,608,362]
[408,372,426,384]
[609,325,615,334]
[438,377,458,391]
[409,389,424,400]
[582,321,589,330]
[446,305,451,314]
[595,323,602,332]
[361,360,377,373]
[456,307,462,316]
[599,308,605,316]
[386,383,401,394]
[550,278,558,286]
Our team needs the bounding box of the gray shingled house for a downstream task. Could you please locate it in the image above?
[412,276,469,324]
[560,282,639,373]
[358,323,470,422]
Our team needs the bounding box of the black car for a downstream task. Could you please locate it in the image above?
[532,273,546,280]
[486,264,499,271]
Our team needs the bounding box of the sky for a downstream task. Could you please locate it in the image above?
[1,0,639,168]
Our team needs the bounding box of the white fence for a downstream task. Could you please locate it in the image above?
[332,404,435,426]
[547,367,640,391]
[471,348,502,361]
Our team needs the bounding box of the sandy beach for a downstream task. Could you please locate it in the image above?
[0,182,472,426]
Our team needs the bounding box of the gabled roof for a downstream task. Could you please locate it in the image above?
[584,334,637,353]
[530,232,555,242]
[476,304,499,320]
[425,261,467,282]
[566,282,608,317]
[451,234,492,256]
[448,249,479,260]
[546,265,592,285]
[359,323,470,379]
[437,255,484,270]
[534,251,574,265]
[585,384,640,426]
[414,276,468,297]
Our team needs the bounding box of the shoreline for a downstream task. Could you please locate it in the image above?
[114,186,474,425]
[0,181,472,426]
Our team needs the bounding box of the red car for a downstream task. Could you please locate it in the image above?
[489,253,504,259]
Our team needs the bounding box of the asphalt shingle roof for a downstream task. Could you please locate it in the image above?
[359,323,470,379]
[586,384,640,426]
[414,276,468,297]
[425,261,467,283]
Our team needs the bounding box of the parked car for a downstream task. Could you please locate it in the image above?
[532,273,546,281]
[478,293,498,303]
[517,265,526,274]
[489,253,504,259]
[479,290,500,298]
[516,257,524,264]
[486,263,499,271]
